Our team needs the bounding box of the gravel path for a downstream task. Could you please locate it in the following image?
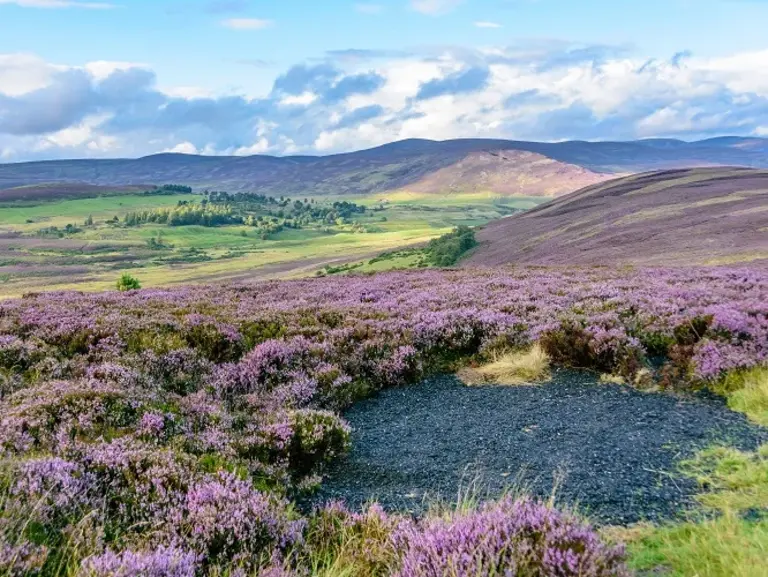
[316,370,766,524]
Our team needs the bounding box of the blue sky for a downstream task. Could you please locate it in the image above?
[1,0,768,159]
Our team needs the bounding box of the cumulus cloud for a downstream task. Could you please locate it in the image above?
[2,44,768,161]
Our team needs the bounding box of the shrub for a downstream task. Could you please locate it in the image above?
[172,472,305,567]
[116,273,141,292]
[392,496,628,577]
[80,546,199,577]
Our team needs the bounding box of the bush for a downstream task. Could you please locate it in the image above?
[116,273,141,292]
[392,497,629,577]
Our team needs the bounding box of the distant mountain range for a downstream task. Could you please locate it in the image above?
[465,167,768,267]
[1,137,767,198]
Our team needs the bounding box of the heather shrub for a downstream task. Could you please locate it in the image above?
[182,317,243,363]
[285,410,351,480]
[80,546,199,577]
[172,472,305,568]
[0,540,48,576]
[392,496,629,577]
[76,439,198,537]
[540,321,644,378]
[0,380,143,454]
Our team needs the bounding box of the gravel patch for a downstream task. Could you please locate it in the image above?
[316,370,766,525]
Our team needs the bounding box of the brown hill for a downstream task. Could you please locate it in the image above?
[402,150,612,196]
[0,182,155,202]
[465,167,768,267]
[1,137,767,197]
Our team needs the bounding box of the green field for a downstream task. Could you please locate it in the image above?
[0,190,544,298]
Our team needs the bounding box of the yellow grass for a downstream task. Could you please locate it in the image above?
[458,345,551,386]
[725,366,768,427]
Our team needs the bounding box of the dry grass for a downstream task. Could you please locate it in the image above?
[725,366,768,427]
[458,344,551,386]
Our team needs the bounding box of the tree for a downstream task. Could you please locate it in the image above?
[116,273,141,292]
[85,214,94,226]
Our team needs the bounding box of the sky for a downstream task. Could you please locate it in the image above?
[1,0,768,161]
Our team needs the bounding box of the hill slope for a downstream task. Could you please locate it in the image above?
[465,167,768,267]
[404,150,612,196]
[0,137,766,197]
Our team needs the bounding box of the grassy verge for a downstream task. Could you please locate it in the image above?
[608,443,768,577]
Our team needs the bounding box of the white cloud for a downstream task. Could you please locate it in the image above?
[410,0,463,15]
[220,18,274,30]
[2,45,768,160]
[474,21,502,28]
[0,0,114,8]
[85,60,147,81]
[164,141,199,154]
[279,92,317,106]
[0,53,56,96]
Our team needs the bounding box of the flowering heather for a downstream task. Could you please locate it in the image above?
[392,497,628,577]
[80,546,199,577]
[0,267,763,574]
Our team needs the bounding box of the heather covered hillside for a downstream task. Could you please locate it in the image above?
[2,137,768,197]
[467,167,768,267]
[0,267,766,576]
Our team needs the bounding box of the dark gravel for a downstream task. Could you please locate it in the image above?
[315,370,766,525]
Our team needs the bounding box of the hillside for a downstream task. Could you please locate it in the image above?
[403,149,612,196]
[465,167,768,267]
[0,182,155,202]
[0,136,766,197]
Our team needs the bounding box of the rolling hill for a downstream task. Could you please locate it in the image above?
[464,167,768,267]
[0,136,766,198]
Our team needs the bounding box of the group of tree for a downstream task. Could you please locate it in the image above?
[142,184,194,196]
[424,225,477,266]
[123,201,240,227]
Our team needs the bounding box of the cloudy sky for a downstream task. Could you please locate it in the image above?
[1,0,768,161]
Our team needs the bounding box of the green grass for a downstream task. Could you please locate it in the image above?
[0,192,547,298]
[0,194,193,229]
[612,443,768,577]
[717,366,768,426]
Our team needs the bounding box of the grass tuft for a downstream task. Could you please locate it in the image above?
[723,366,768,426]
[458,344,551,386]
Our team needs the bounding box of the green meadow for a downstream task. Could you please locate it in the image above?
[0,190,543,298]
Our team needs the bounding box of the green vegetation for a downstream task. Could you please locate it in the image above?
[0,189,539,297]
[116,272,141,291]
[317,226,478,277]
[615,443,768,577]
[606,367,768,577]
[715,366,768,426]
[423,224,477,266]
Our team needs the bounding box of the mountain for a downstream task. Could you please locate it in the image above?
[401,150,612,197]
[464,167,768,267]
[0,137,767,197]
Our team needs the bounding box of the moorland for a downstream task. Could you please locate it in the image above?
[0,138,767,577]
